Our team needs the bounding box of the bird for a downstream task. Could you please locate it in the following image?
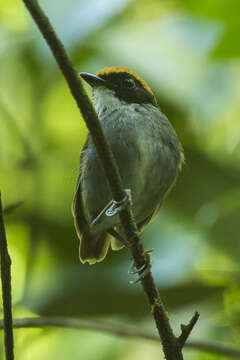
[72,66,184,265]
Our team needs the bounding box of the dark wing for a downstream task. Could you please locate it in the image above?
[72,138,89,238]
[137,202,162,232]
[72,137,113,264]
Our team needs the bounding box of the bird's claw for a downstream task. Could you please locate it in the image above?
[129,249,154,284]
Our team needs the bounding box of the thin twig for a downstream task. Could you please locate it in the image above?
[0,100,35,165]
[178,311,200,348]
[21,1,198,358]
[3,201,24,216]
[0,317,239,359]
[0,193,14,360]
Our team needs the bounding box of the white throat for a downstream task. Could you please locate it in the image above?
[93,87,124,116]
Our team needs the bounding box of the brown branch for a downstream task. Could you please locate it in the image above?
[0,193,14,360]
[178,311,200,348]
[21,1,198,358]
[0,317,239,359]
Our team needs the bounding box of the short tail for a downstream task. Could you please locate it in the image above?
[72,180,110,264]
[73,190,124,263]
[79,231,111,264]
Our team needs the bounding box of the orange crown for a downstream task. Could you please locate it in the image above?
[97,66,154,96]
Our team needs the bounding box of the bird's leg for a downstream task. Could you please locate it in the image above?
[90,189,132,227]
[108,228,129,247]
[90,200,113,226]
[129,249,154,284]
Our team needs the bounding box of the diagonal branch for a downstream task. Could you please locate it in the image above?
[0,193,14,360]
[3,201,24,216]
[0,317,239,359]
[21,1,198,359]
[178,311,200,349]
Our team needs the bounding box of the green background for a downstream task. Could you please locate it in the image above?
[0,0,240,358]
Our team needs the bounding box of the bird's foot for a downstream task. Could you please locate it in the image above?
[129,249,154,284]
[108,228,129,248]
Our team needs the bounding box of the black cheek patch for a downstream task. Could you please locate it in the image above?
[99,72,157,107]
[114,87,156,106]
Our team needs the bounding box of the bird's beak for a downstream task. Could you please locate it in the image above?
[80,72,106,87]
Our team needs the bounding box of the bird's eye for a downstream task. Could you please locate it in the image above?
[123,78,135,88]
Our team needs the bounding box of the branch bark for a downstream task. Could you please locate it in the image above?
[0,317,239,359]
[0,193,14,360]
[178,312,200,348]
[22,1,198,358]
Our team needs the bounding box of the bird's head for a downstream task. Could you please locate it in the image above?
[80,66,158,113]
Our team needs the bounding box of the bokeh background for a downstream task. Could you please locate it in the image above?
[1,0,240,359]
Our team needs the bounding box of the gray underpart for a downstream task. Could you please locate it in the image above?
[80,101,181,236]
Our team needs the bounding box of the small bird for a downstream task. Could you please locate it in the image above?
[72,67,184,264]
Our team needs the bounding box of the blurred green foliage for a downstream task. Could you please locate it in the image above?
[0,0,240,359]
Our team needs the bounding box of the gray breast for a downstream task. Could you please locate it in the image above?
[81,103,181,226]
